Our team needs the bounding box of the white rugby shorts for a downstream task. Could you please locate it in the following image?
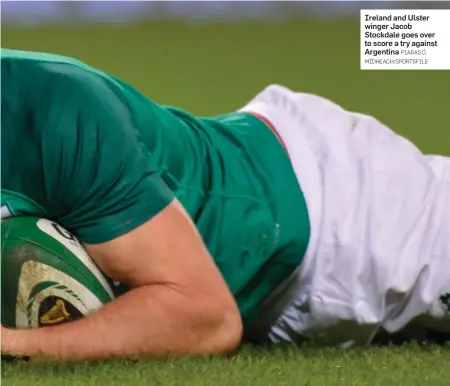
[240,85,450,346]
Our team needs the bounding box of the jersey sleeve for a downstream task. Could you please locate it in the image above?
[36,64,174,244]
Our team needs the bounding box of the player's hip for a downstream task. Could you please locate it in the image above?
[267,211,450,346]
[239,84,450,345]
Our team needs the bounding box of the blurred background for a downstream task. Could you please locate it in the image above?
[2,1,449,154]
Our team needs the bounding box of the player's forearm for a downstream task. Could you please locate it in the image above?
[2,285,241,361]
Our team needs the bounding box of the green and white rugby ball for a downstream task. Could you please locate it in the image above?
[1,217,115,329]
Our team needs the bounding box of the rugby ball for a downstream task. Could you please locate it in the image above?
[1,217,115,329]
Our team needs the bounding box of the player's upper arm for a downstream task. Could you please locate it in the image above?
[85,199,243,354]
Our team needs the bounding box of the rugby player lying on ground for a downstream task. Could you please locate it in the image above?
[1,48,449,361]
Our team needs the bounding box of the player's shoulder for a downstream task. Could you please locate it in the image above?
[2,48,83,64]
[2,48,104,77]
[2,48,89,81]
[3,49,133,132]
[1,49,133,159]
[2,48,123,99]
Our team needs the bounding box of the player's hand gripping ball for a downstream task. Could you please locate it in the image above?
[1,217,115,329]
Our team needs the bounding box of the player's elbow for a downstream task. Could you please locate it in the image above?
[222,310,244,353]
[195,302,243,355]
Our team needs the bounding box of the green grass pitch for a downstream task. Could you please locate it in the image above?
[2,345,450,386]
[2,18,449,385]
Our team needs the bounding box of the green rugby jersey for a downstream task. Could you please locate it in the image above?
[1,49,310,328]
